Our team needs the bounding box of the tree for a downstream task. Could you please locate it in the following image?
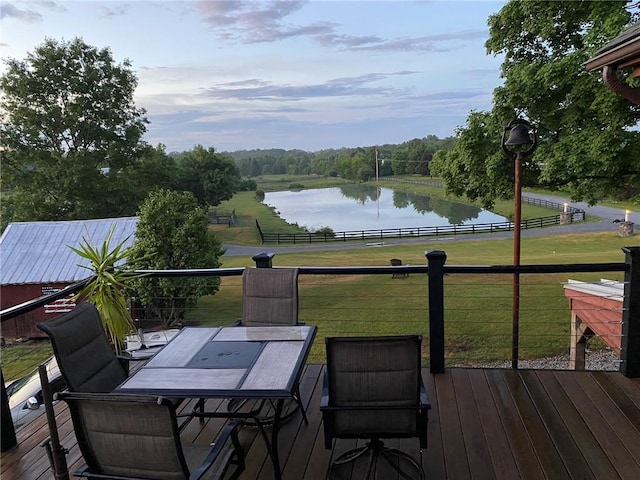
[0,37,149,221]
[125,144,179,203]
[175,145,242,206]
[127,190,225,327]
[431,1,640,206]
[431,112,517,208]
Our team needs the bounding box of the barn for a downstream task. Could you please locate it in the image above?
[0,217,138,341]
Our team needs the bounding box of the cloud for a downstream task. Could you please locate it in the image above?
[194,0,487,53]
[195,0,312,40]
[0,3,43,23]
[201,71,419,101]
[0,1,66,23]
[327,30,489,53]
[100,4,131,19]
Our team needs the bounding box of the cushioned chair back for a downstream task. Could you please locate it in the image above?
[37,302,127,393]
[241,268,299,326]
[326,335,422,438]
[60,392,189,480]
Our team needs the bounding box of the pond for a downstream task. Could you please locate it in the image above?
[263,185,508,232]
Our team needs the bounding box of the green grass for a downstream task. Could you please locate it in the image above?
[523,186,640,211]
[1,341,53,383]
[253,174,353,192]
[195,230,631,365]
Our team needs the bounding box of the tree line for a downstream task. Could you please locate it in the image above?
[228,135,456,181]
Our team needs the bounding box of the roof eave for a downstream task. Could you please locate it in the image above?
[585,38,640,72]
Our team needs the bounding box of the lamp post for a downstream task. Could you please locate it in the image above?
[501,118,537,369]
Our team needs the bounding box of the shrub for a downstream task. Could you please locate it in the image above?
[314,226,335,237]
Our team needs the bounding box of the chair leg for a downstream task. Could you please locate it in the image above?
[293,384,308,424]
[329,439,425,480]
[380,447,425,480]
[333,445,370,465]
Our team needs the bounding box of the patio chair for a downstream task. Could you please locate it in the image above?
[37,302,199,424]
[37,302,131,393]
[239,267,300,326]
[232,267,306,424]
[390,258,409,278]
[321,335,430,480]
[57,391,244,480]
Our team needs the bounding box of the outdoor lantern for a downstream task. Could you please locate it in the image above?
[501,117,538,369]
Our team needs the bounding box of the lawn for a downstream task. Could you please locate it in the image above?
[191,231,630,366]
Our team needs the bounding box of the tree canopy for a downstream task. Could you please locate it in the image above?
[0,37,149,221]
[174,145,242,206]
[430,1,640,207]
[127,189,224,327]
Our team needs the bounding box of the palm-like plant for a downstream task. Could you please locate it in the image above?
[69,225,140,354]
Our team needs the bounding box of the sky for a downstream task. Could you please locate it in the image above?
[1,0,507,153]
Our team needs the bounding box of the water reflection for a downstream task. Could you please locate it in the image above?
[264,186,507,232]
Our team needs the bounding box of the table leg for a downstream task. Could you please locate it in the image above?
[268,399,284,480]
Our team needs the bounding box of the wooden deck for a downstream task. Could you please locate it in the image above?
[3,365,640,479]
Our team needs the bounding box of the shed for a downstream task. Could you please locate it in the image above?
[0,217,138,340]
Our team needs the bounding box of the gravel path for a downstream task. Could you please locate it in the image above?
[453,349,620,371]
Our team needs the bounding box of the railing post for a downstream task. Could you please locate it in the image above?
[426,250,447,374]
[1,369,17,452]
[252,252,275,268]
[621,246,640,377]
[39,365,69,479]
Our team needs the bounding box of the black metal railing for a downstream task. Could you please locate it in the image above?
[2,248,639,448]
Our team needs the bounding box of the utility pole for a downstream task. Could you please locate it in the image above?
[375,148,379,186]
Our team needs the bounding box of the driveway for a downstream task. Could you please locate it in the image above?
[223,192,639,257]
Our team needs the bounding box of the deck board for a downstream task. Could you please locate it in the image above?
[485,369,546,479]
[2,366,640,480]
[450,369,495,480]
[518,370,590,480]
[466,369,520,479]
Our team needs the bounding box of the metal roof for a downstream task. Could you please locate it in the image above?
[0,217,138,285]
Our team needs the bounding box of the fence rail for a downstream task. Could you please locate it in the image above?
[257,211,585,244]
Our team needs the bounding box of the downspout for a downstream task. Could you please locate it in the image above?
[603,65,640,105]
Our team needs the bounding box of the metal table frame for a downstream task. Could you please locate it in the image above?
[115,325,317,479]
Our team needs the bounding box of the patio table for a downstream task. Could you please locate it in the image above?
[114,325,317,480]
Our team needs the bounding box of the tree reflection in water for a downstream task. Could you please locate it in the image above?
[263,186,507,232]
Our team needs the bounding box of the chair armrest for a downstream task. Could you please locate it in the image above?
[320,370,330,409]
[189,420,244,480]
[419,382,431,409]
[117,350,159,374]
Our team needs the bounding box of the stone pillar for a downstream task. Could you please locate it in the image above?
[560,212,572,224]
[618,221,634,237]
